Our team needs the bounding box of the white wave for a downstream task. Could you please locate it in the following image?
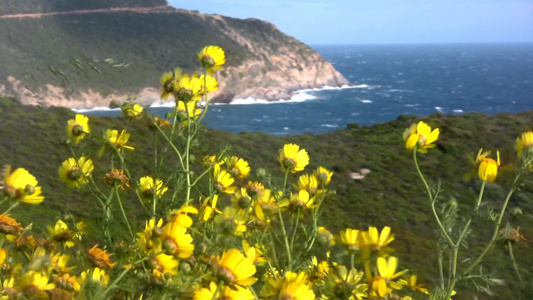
[73,106,120,113]
[404,104,419,107]
[453,109,464,113]
[361,99,373,103]
[230,97,270,105]
[283,127,289,130]
[150,100,175,108]
[297,84,369,93]
[435,106,443,111]
[321,124,338,128]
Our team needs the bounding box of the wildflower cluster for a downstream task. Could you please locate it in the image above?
[0,45,530,300]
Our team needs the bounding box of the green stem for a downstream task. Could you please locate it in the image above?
[508,241,523,285]
[462,180,518,277]
[413,148,432,199]
[451,181,486,279]
[276,169,293,269]
[114,184,134,241]
[4,202,19,214]
[438,251,445,289]
[290,212,300,252]
[211,281,223,300]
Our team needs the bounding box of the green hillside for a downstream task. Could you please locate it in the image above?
[0,97,531,298]
[0,0,167,14]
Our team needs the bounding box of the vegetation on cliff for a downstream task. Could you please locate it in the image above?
[0,93,531,298]
[0,0,167,15]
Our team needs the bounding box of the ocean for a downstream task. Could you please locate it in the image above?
[79,44,533,135]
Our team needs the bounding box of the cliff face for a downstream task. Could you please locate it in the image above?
[0,3,348,108]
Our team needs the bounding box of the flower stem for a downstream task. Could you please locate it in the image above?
[114,184,134,241]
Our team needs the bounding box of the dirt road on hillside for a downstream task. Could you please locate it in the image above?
[0,5,179,19]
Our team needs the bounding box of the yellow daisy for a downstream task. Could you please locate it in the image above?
[67,114,89,144]
[210,248,257,287]
[315,166,333,185]
[136,218,164,252]
[200,195,221,222]
[160,70,177,100]
[105,129,134,150]
[121,103,143,119]
[17,271,55,298]
[279,143,310,173]
[199,74,219,94]
[47,220,75,248]
[54,273,81,292]
[404,121,440,153]
[515,131,533,158]
[137,176,168,202]
[161,220,194,258]
[176,100,202,124]
[198,45,226,73]
[297,174,318,195]
[81,267,109,286]
[214,164,237,194]
[58,156,94,189]
[338,228,361,252]
[475,149,500,182]
[174,73,203,102]
[194,281,255,300]
[149,249,178,280]
[3,167,44,204]
[225,156,251,180]
[216,207,248,236]
[371,256,408,298]
[360,226,394,251]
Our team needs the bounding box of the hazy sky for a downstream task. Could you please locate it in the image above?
[168,0,533,45]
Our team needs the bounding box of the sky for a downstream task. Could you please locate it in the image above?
[168,0,533,45]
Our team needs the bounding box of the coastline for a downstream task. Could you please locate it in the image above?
[73,83,369,113]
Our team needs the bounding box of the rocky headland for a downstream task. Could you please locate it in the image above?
[0,1,348,108]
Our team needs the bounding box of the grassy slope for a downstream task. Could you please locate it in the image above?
[0,0,167,14]
[0,97,532,298]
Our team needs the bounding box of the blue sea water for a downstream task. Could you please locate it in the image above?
[81,44,533,135]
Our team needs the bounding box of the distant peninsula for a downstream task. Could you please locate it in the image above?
[0,0,348,108]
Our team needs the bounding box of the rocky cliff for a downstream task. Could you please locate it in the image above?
[0,1,348,108]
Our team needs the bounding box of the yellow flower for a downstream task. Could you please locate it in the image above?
[54,273,81,292]
[199,74,219,94]
[160,70,178,100]
[0,248,6,265]
[149,249,178,280]
[0,213,23,234]
[194,281,254,300]
[50,252,75,273]
[279,143,310,173]
[404,121,440,153]
[138,176,168,202]
[211,248,257,287]
[360,226,394,252]
[2,167,44,204]
[174,73,203,102]
[261,271,315,300]
[317,226,335,246]
[169,205,199,228]
[81,267,109,286]
[400,274,428,294]
[161,220,194,258]
[47,220,75,248]
[339,228,361,252]
[198,45,226,73]
[67,114,89,144]
[243,240,266,266]
[310,256,330,279]
[297,174,318,195]
[372,256,407,298]
[106,129,134,150]
[225,156,251,180]
[327,265,367,300]
[58,157,94,189]
[216,207,247,236]
[200,195,221,222]
[121,103,143,119]
[87,245,116,269]
[516,131,533,158]
[136,218,164,252]
[231,187,253,213]
[315,166,333,185]
[279,281,316,300]
[280,190,315,212]
[214,164,237,194]
[176,100,202,124]
[17,271,55,298]
[476,149,500,182]
[245,181,265,198]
